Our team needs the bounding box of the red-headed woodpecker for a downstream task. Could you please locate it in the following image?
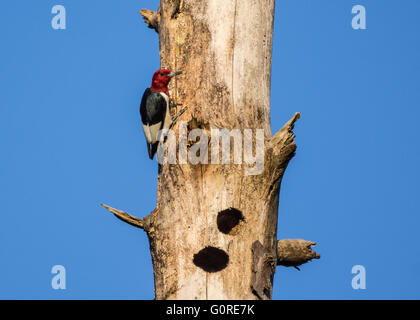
[140,69,182,159]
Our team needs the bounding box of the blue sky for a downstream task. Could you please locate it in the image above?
[0,0,419,299]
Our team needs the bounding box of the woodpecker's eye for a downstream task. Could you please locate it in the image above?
[160,72,165,76]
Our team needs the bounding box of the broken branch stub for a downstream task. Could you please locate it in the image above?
[271,112,300,154]
[139,9,159,32]
[101,203,151,231]
[276,239,320,269]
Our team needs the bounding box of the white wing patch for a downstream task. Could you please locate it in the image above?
[142,122,162,144]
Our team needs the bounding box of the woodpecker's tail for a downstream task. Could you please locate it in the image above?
[148,142,159,160]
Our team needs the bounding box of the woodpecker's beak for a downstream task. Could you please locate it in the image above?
[168,71,182,78]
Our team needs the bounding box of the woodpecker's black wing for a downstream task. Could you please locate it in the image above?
[140,88,168,159]
[140,88,167,126]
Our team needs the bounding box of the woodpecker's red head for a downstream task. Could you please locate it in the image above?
[150,69,182,96]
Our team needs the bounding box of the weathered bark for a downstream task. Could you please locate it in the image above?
[276,239,320,270]
[103,0,319,300]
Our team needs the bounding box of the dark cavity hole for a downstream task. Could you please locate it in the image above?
[193,246,229,273]
[217,208,244,234]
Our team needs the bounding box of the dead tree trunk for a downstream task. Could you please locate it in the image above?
[102,0,319,300]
